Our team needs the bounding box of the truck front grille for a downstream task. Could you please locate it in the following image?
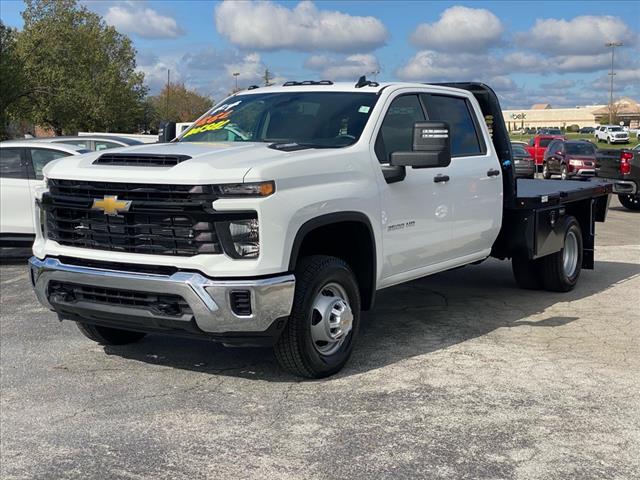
[48,281,192,317]
[43,180,255,257]
[46,206,221,255]
[48,179,216,203]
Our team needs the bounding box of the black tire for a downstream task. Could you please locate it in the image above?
[618,194,640,211]
[560,164,569,180]
[539,216,583,292]
[76,322,146,345]
[512,255,543,289]
[542,163,551,179]
[275,255,361,379]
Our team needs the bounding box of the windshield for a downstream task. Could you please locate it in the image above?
[608,126,622,132]
[512,145,528,156]
[566,143,596,155]
[178,92,378,147]
[540,138,554,147]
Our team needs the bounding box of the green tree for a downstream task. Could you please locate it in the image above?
[17,0,147,134]
[150,82,213,125]
[0,22,32,139]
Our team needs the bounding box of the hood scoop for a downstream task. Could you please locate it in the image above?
[93,153,192,167]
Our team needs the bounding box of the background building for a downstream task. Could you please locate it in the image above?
[502,98,640,131]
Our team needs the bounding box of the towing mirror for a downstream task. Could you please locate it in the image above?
[390,122,452,169]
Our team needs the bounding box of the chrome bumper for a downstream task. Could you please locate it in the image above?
[29,257,295,334]
[593,178,637,195]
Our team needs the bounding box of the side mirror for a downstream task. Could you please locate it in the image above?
[390,121,451,169]
[158,121,177,143]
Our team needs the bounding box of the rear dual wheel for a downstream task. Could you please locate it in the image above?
[512,216,583,292]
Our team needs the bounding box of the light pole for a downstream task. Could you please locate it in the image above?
[606,41,623,124]
[233,72,240,92]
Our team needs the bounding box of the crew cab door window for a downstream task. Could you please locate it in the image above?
[29,148,71,180]
[421,94,484,156]
[375,95,425,163]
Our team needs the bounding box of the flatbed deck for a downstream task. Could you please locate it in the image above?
[513,179,612,209]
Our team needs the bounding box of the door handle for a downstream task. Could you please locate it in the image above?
[433,174,450,183]
[487,169,500,177]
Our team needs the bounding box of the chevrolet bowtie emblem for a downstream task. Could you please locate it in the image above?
[92,195,132,216]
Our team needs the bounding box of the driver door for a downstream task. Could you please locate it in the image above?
[372,92,453,286]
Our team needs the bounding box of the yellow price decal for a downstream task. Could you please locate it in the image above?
[183,119,231,138]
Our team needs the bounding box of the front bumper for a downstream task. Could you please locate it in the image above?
[597,178,638,195]
[29,257,295,338]
[571,168,596,177]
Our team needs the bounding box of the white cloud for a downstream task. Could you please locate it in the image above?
[410,6,503,53]
[396,51,482,81]
[519,15,636,55]
[592,68,640,92]
[214,0,388,52]
[137,56,183,92]
[304,54,380,80]
[105,4,184,39]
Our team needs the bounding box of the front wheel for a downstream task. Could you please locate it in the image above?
[618,193,640,211]
[76,322,146,345]
[542,163,551,179]
[539,216,583,292]
[275,255,361,378]
[560,164,569,180]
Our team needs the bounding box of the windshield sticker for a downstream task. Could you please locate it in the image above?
[183,118,231,138]
[183,101,243,138]
[358,106,371,114]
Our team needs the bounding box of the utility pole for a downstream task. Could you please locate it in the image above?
[166,69,170,120]
[233,72,240,92]
[606,41,623,124]
[263,68,274,86]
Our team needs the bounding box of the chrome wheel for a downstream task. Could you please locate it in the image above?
[563,230,579,277]
[542,163,550,179]
[560,165,568,180]
[310,282,353,356]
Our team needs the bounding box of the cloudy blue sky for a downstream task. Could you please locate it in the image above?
[1,0,639,108]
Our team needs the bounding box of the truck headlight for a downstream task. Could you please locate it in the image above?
[217,218,260,259]
[215,181,275,197]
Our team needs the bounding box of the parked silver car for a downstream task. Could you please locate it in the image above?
[511,143,535,178]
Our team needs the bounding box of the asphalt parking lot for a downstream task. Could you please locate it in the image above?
[1,197,638,480]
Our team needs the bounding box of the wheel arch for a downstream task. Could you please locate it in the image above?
[288,212,377,310]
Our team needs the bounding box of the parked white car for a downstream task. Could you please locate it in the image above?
[595,125,629,144]
[0,141,89,244]
[3,135,143,151]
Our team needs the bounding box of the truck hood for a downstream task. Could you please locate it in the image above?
[43,142,289,184]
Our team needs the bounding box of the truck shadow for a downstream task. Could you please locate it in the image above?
[103,257,640,381]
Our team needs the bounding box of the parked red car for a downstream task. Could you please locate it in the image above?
[526,134,566,171]
[542,139,597,180]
